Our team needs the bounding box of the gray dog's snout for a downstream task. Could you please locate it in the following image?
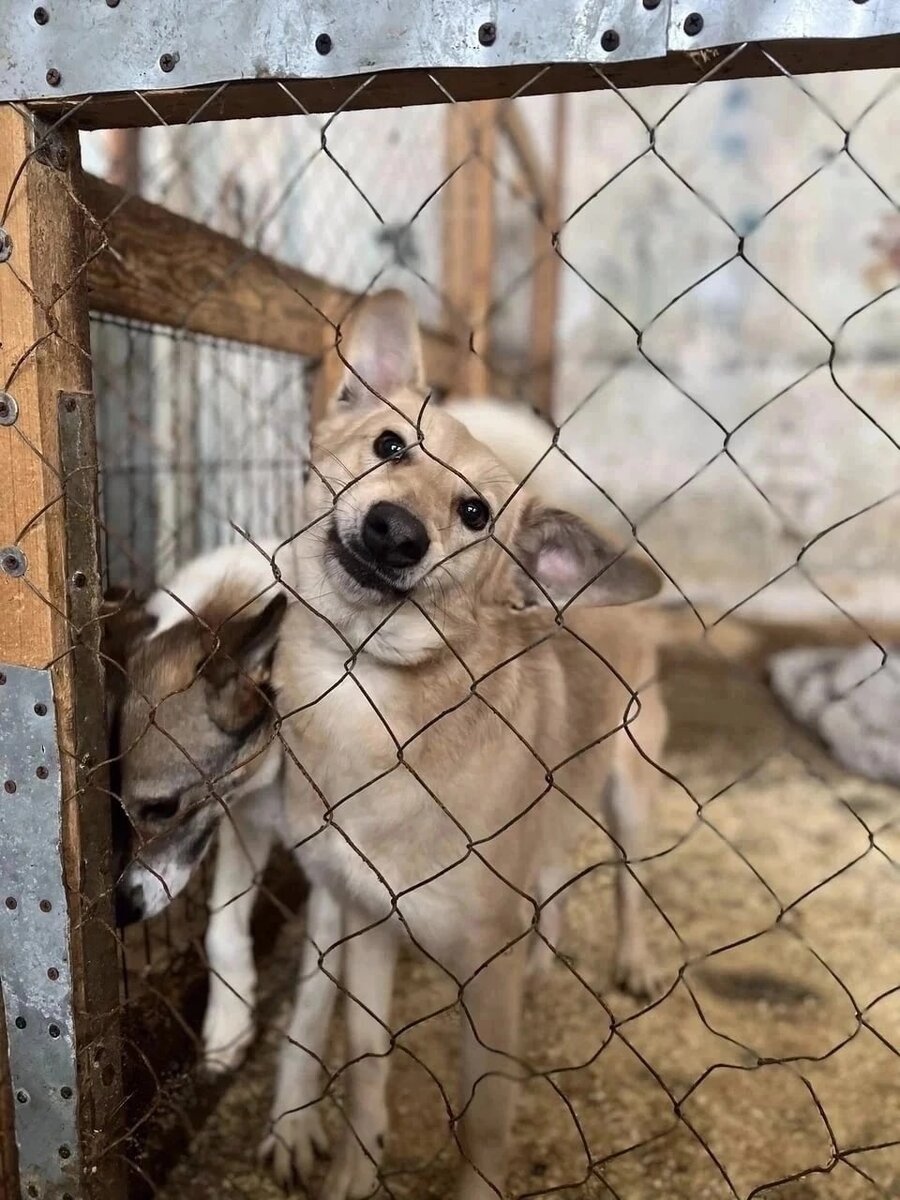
[362,501,429,568]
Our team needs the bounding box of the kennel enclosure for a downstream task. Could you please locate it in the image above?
[2,4,900,1199]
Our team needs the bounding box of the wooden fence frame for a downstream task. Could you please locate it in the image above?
[1,87,563,1200]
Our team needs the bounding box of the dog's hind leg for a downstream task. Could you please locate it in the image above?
[603,730,664,1001]
[202,786,278,1073]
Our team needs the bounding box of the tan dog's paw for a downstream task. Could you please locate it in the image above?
[318,1132,381,1200]
[613,948,665,1001]
[260,1108,329,1191]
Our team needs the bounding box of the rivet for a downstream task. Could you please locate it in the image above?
[36,765,49,780]
[5,898,17,910]
[48,966,60,981]
[158,52,177,73]
[0,393,18,425]
[15,1017,26,1030]
[478,21,496,46]
[62,394,77,412]
[0,672,6,685]
[40,899,53,913]
[601,29,620,51]
[34,702,48,716]
[315,33,332,55]
[33,6,49,24]
[60,1086,73,1100]
[106,0,120,6]
[16,1090,29,1104]
[58,1145,70,1160]
[684,12,704,35]
[49,1024,61,1038]
[642,0,661,7]
[70,570,87,589]
[1,546,27,577]
[45,67,61,87]
[4,780,16,795]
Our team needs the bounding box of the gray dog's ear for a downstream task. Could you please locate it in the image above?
[202,592,288,735]
[100,587,157,672]
[511,504,662,609]
[332,289,425,410]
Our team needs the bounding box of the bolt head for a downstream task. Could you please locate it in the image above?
[1,547,26,577]
[0,393,17,426]
[33,7,49,25]
[642,0,662,8]
[684,11,704,35]
[478,21,497,46]
[601,28,620,51]
[45,67,61,87]
[315,32,332,54]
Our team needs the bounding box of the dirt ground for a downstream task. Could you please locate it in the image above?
[158,633,900,1200]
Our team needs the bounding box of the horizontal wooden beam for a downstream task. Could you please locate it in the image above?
[82,172,475,394]
[32,38,900,131]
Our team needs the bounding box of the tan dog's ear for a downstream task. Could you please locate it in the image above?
[511,504,662,609]
[202,593,288,735]
[332,289,425,411]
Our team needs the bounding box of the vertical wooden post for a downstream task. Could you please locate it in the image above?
[529,93,567,418]
[0,105,126,1200]
[442,100,499,397]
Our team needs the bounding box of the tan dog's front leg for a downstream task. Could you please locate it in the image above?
[261,884,344,1189]
[455,944,527,1200]
[320,909,398,1200]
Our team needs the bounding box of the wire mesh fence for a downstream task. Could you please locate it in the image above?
[1,42,899,1200]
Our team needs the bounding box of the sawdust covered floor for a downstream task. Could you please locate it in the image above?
[159,641,900,1200]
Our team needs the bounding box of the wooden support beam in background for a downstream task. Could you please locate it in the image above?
[528,93,567,418]
[80,173,511,399]
[443,100,500,397]
[0,106,126,1200]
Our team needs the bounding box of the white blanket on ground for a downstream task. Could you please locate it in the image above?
[768,644,900,786]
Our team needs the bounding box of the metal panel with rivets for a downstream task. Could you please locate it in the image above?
[0,666,80,1200]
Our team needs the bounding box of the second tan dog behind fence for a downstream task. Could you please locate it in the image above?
[106,289,670,1200]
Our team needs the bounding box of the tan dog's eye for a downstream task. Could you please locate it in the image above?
[373,430,407,460]
[458,497,491,531]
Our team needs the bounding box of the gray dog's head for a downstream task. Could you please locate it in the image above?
[103,587,287,923]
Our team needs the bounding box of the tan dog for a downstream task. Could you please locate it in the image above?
[109,290,667,1200]
[261,291,665,1200]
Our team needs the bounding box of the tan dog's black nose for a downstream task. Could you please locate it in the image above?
[362,501,429,568]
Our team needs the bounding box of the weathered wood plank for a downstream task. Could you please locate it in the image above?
[81,172,492,395]
[0,105,127,1200]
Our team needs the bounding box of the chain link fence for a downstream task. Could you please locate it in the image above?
[1,36,899,1200]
